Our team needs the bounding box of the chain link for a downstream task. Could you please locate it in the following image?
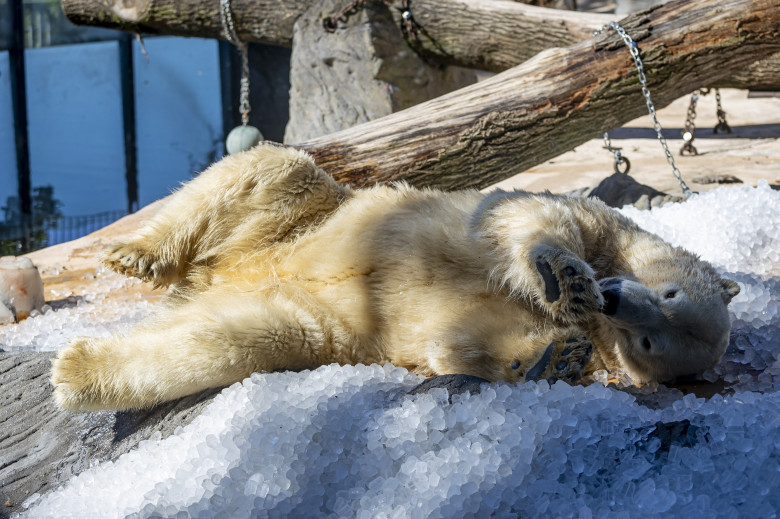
[680,91,699,156]
[713,89,732,134]
[595,21,692,199]
[602,133,631,174]
[220,0,251,126]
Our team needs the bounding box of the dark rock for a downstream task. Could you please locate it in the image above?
[691,174,743,184]
[408,374,490,402]
[633,419,708,456]
[588,173,668,208]
[0,352,219,518]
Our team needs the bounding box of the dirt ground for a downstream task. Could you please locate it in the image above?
[489,88,780,196]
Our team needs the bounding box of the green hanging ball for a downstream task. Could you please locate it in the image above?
[226,125,263,155]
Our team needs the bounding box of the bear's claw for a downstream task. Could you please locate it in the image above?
[102,242,175,287]
[523,334,593,384]
[531,245,604,323]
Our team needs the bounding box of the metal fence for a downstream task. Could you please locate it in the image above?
[0,209,127,250]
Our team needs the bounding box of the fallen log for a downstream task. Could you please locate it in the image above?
[62,0,779,89]
[59,0,610,66]
[713,53,780,91]
[293,0,779,190]
[0,351,220,517]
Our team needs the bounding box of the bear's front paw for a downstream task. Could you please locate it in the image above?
[101,241,175,287]
[519,334,593,384]
[531,245,603,323]
[51,337,107,411]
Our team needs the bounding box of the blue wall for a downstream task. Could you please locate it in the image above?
[25,41,127,215]
[0,51,18,211]
[0,37,223,218]
[134,37,222,207]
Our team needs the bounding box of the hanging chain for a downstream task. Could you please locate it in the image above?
[713,89,732,134]
[594,21,692,199]
[323,0,376,31]
[680,90,699,156]
[220,0,251,126]
[602,133,631,174]
[322,0,440,65]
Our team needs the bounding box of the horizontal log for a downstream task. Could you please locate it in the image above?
[295,0,779,190]
[62,0,780,94]
[60,0,609,65]
[712,53,780,91]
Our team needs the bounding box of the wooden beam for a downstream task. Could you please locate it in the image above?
[294,0,780,190]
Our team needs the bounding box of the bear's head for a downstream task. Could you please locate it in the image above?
[598,255,740,384]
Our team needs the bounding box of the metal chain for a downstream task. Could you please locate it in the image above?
[680,90,699,156]
[322,0,440,66]
[323,0,384,32]
[220,0,251,126]
[602,133,631,174]
[594,21,692,199]
[713,89,732,134]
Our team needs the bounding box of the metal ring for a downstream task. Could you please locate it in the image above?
[614,157,631,175]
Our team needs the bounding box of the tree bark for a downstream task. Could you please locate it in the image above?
[0,352,220,518]
[60,0,610,65]
[713,53,780,91]
[293,0,779,190]
[284,0,476,143]
[61,0,780,93]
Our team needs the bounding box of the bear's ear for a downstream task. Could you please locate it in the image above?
[720,278,740,304]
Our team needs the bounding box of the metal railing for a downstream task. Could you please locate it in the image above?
[0,209,127,252]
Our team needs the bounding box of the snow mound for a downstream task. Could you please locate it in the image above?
[11,182,780,518]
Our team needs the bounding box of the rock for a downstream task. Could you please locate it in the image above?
[408,374,490,402]
[588,173,669,209]
[284,0,476,143]
[0,352,218,518]
[691,174,744,184]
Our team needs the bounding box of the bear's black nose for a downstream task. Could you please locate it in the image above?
[599,278,622,316]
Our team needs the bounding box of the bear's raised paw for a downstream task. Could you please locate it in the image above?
[531,245,604,323]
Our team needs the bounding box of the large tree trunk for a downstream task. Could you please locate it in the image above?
[293,0,779,190]
[62,0,780,89]
[713,54,780,91]
[58,0,617,67]
[284,0,476,143]
[0,352,221,517]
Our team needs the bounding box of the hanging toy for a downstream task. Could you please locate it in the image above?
[221,0,263,155]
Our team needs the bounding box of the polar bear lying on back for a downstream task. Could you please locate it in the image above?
[51,143,740,411]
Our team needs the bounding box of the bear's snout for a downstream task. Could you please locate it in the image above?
[599,278,622,316]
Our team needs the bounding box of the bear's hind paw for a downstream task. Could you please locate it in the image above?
[522,334,593,385]
[51,337,110,411]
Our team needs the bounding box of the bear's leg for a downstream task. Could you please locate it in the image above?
[529,244,604,324]
[102,144,349,288]
[51,289,352,411]
[518,333,594,384]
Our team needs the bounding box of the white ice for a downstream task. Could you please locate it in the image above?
[8,182,780,518]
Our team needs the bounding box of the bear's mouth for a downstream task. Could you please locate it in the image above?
[599,278,621,316]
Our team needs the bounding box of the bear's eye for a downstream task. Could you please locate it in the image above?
[642,337,652,350]
[664,290,678,299]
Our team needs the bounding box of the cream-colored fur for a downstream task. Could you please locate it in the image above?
[51,143,740,411]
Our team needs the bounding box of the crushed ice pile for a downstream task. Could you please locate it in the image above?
[8,182,780,518]
[0,266,154,353]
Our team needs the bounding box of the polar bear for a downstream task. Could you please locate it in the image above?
[51,143,740,411]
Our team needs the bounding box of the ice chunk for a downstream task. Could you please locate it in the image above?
[0,255,45,322]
